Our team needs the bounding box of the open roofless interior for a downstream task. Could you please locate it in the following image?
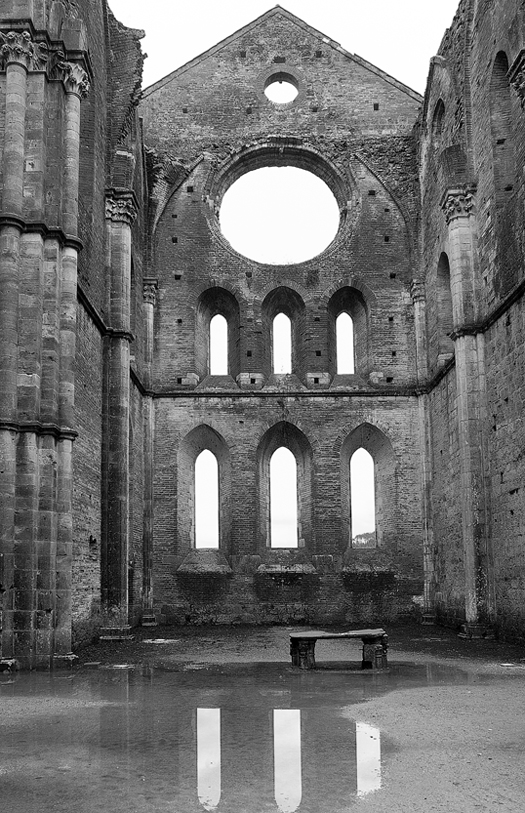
[0,0,524,711]
[2,0,525,809]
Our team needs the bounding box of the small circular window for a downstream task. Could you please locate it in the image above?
[264,72,299,104]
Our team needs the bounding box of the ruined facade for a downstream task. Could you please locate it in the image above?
[1,0,525,667]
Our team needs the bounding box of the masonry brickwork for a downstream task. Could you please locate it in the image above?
[1,0,525,667]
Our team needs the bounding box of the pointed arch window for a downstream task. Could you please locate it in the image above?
[209,314,228,375]
[490,51,515,210]
[437,252,454,359]
[270,446,298,548]
[273,313,292,374]
[195,450,219,549]
[336,312,355,374]
[431,99,445,149]
[350,447,376,548]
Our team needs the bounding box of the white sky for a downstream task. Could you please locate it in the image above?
[108,0,460,95]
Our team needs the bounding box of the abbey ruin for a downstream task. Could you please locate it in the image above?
[1,0,525,668]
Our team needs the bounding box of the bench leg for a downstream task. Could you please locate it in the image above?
[290,639,316,669]
[361,635,388,670]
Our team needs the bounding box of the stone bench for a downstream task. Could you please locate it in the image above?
[290,628,388,671]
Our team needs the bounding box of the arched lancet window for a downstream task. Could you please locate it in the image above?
[209,314,228,375]
[336,312,355,374]
[350,447,376,548]
[490,52,515,211]
[431,99,445,149]
[328,287,369,378]
[437,252,454,358]
[273,313,292,374]
[270,446,298,548]
[197,708,221,810]
[195,450,219,549]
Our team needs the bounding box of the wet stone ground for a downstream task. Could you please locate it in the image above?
[1,624,525,812]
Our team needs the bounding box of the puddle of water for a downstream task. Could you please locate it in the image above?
[0,661,521,813]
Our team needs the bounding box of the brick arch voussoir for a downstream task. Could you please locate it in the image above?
[320,277,378,313]
[179,423,231,464]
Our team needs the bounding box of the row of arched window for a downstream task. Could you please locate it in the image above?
[208,311,356,375]
[195,285,369,380]
[194,444,375,549]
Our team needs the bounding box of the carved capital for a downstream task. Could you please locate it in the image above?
[0,30,39,70]
[55,59,90,98]
[509,49,525,108]
[143,279,159,306]
[441,186,476,224]
[105,195,138,226]
[410,280,426,303]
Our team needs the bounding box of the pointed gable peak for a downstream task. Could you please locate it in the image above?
[143,5,420,101]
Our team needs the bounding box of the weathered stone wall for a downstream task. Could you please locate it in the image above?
[152,396,424,624]
[421,0,525,638]
[140,8,426,625]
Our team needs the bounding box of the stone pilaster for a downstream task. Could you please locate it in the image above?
[441,186,494,636]
[101,193,137,630]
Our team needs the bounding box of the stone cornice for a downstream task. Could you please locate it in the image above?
[440,185,477,224]
[0,216,83,251]
[0,420,77,441]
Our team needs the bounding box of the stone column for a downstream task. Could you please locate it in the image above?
[101,194,137,634]
[411,280,428,384]
[53,61,89,658]
[141,279,157,623]
[411,280,435,621]
[0,31,36,664]
[441,186,494,636]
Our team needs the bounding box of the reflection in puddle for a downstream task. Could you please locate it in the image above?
[2,661,490,813]
[197,708,221,810]
[273,709,302,813]
[356,722,381,797]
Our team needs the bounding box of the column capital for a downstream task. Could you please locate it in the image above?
[441,185,477,225]
[55,58,90,98]
[105,194,138,226]
[0,30,44,70]
[143,278,159,306]
[509,49,525,108]
[410,279,426,303]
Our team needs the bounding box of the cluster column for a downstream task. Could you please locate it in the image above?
[0,31,35,663]
[101,194,137,632]
[0,27,90,666]
[441,186,494,636]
